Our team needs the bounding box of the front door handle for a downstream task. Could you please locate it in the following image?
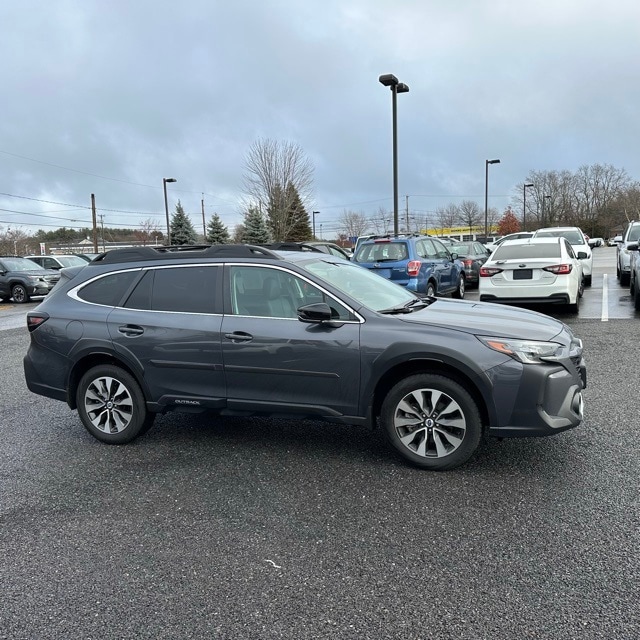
[118,325,144,337]
[224,331,253,343]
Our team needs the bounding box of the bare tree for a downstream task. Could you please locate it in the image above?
[368,207,392,234]
[134,218,161,246]
[338,210,369,239]
[459,200,482,235]
[242,138,314,241]
[0,226,29,255]
[434,204,460,235]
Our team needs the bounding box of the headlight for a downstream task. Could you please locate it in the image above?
[28,276,44,282]
[477,336,567,364]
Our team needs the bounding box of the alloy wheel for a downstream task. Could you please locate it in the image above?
[392,387,467,459]
[83,376,134,434]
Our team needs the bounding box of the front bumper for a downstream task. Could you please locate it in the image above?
[487,355,586,438]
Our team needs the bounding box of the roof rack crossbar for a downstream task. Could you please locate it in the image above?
[89,244,282,265]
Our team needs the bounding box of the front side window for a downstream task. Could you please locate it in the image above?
[229,265,353,320]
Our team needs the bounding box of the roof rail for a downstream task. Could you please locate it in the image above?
[89,244,282,265]
[258,242,324,253]
[359,233,429,241]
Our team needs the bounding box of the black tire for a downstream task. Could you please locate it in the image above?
[426,282,436,297]
[620,271,630,287]
[635,282,640,311]
[568,284,581,313]
[76,365,154,444]
[452,274,465,299]
[381,374,482,470]
[584,274,592,287]
[11,284,30,303]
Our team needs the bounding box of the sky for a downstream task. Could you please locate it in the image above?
[2,0,640,241]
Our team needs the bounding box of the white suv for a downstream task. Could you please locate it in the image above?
[532,227,593,286]
[616,221,640,286]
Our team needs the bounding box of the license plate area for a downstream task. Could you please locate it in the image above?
[513,269,533,280]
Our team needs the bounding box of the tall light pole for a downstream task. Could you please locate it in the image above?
[379,73,409,236]
[163,177,177,245]
[484,159,500,240]
[523,183,534,231]
[312,211,320,239]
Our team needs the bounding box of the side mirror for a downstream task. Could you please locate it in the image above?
[450,252,458,260]
[297,302,332,324]
[577,251,588,259]
[614,236,623,243]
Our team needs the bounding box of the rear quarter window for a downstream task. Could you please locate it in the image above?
[77,270,141,306]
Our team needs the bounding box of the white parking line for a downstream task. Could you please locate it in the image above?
[602,274,609,322]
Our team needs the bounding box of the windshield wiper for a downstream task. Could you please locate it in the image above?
[378,298,432,314]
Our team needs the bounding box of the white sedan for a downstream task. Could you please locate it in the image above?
[532,226,593,286]
[479,237,586,312]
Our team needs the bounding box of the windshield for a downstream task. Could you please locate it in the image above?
[535,229,584,244]
[300,258,416,311]
[493,243,561,260]
[56,255,87,267]
[1,258,42,272]
[354,241,408,263]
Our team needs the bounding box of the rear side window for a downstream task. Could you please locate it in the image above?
[124,266,218,314]
[77,270,140,306]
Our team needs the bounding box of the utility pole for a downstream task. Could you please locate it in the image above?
[91,194,98,253]
[98,214,106,252]
[405,195,410,233]
[201,194,206,240]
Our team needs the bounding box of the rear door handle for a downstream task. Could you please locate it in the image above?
[118,325,144,337]
[224,332,253,343]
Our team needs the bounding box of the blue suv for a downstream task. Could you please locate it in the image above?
[353,235,465,298]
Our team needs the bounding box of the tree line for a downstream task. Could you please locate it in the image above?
[3,143,638,255]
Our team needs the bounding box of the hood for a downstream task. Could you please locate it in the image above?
[399,298,565,342]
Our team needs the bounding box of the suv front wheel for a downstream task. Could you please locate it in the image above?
[12,284,30,303]
[381,374,482,470]
[77,365,155,444]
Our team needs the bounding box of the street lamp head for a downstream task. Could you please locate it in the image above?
[525,183,534,188]
[487,159,500,165]
[164,177,177,184]
[544,194,551,199]
[379,73,399,87]
[396,82,410,94]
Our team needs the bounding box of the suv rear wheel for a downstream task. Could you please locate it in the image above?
[76,365,154,444]
[453,274,465,299]
[381,374,482,470]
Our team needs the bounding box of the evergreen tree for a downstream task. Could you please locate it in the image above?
[170,200,198,245]
[206,212,230,244]
[267,183,312,241]
[243,206,271,244]
[284,184,312,241]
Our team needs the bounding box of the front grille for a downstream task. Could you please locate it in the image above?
[44,275,60,283]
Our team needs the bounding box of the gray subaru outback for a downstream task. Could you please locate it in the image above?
[23,244,586,470]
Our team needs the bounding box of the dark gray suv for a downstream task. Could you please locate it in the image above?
[23,244,587,470]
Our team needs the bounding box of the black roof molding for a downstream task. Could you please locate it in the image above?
[90,244,282,265]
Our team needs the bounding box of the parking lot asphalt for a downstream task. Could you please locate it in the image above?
[1,248,639,639]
